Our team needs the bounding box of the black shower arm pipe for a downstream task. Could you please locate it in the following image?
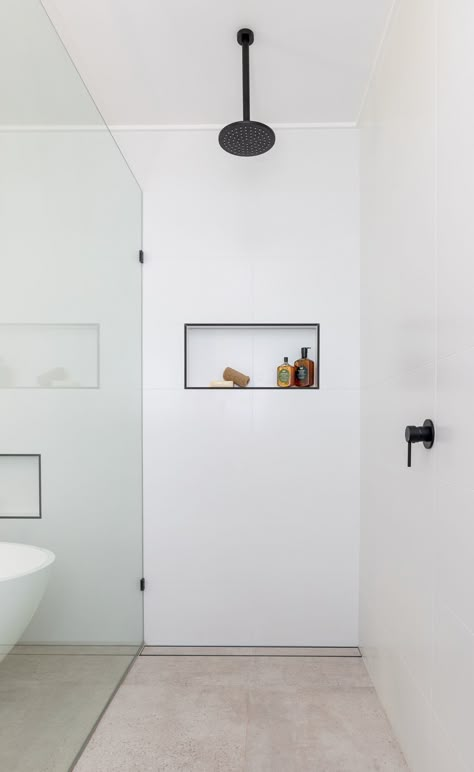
[241,34,250,121]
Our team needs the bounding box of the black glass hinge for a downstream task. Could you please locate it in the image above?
[139,249,144,264]
[140,578,145,591]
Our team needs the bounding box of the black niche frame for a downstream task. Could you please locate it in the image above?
[184,323,320,390]
[0,453,42,519]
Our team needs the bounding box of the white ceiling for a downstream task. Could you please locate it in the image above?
[42,0,393,126]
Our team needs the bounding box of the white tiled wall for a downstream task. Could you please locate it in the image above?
[116,127,361,645]
[360,1,474,770]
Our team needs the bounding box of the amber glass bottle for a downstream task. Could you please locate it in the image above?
[277,357,295,388]
[294,347,315,387]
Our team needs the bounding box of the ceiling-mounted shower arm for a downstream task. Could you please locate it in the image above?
[218,27,274,156]
[237,28,254,122]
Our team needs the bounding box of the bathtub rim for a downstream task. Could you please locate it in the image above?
[0,542,55,583]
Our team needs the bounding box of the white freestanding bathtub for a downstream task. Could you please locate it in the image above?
[0,542,55,663]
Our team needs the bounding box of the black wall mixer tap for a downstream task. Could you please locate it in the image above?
[405,419,435,467]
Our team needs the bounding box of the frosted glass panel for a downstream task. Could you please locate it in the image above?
[0,324,99,388]
[0,133,143,643]
[0,455,41,518]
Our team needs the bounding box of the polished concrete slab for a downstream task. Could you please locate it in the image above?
[0,648,138,772]
[75,654,408,771]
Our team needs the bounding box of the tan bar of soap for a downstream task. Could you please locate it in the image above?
[223,367,250,388]
[209,380,234,388]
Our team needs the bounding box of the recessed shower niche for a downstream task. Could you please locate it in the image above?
[184,324,320,389]
[0,324,99,388]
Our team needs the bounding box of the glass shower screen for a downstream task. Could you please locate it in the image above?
[0,0,143,768]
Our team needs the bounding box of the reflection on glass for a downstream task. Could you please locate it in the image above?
[0,455,41,518]
[0,324,99,388]
[0,542,55,661]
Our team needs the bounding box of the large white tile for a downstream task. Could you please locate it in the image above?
[252,257,359,390]
[432,602,474,768]
[430,714,470,772]
[437,0,474,357]
[361,458,435,696]
[365,643,433,772]
[143,253,254,389]
[252,252,359,326]
[435,482,474,635]
[437,348,474,489]
[387,661,433,772]
[143,321,186,390]
[360,0,436,389]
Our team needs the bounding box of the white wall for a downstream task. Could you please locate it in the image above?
[360,1,474,770]
[116,127,361,645]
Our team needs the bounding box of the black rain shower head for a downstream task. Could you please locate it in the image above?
[219,28,275,157]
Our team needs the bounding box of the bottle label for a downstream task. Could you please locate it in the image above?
[279,369,290,385]
[296,365,308,383]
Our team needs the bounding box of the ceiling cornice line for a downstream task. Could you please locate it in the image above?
[0,122,357,133]
[0,125,109,132]
[111,122,357,132]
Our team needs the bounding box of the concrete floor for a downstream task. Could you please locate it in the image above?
[74,649,408,772]
[0,646,138,772]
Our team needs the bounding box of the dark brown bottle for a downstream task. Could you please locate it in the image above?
[294,347,315,387]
